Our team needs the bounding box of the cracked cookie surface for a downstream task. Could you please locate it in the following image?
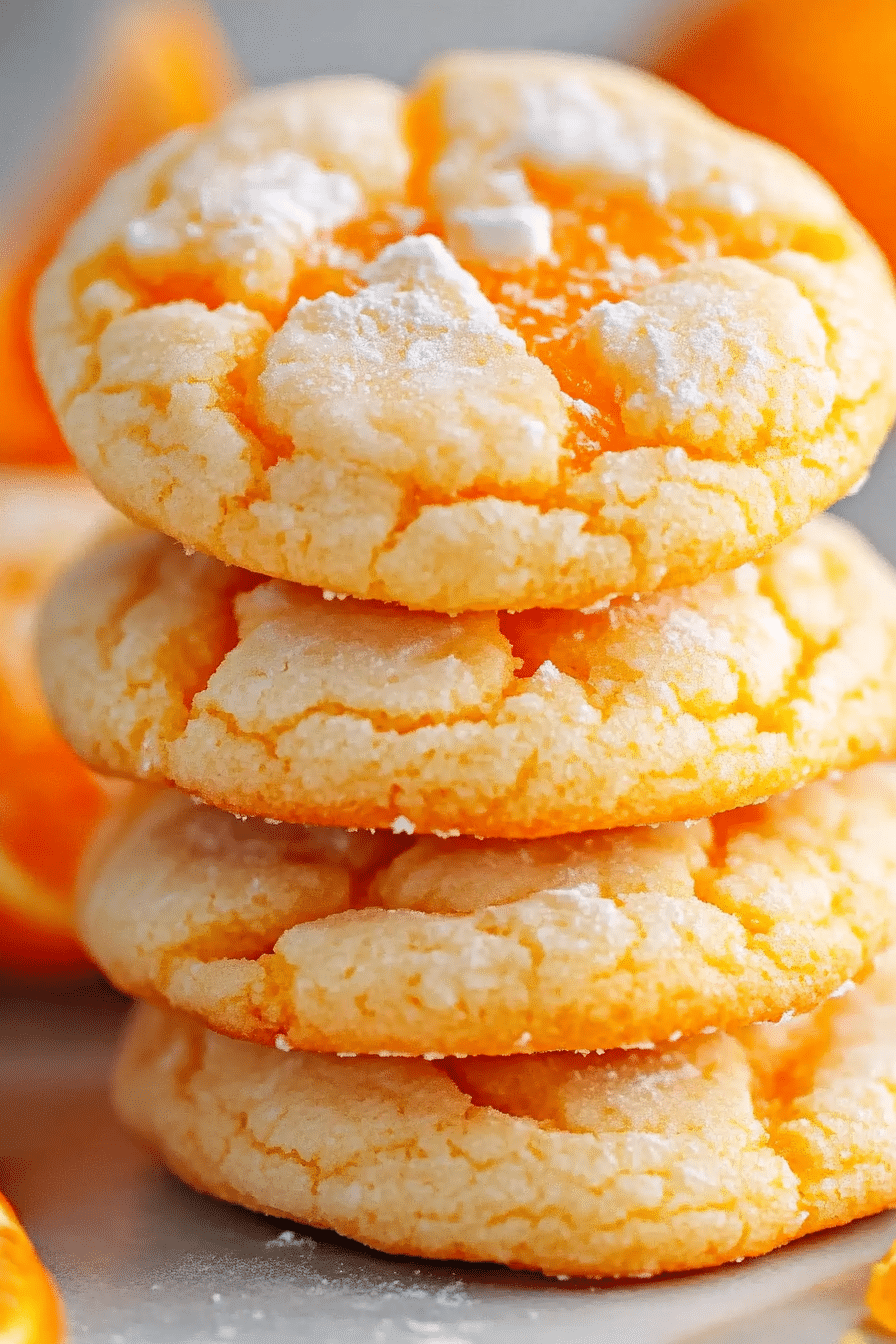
[114,947,896,1278]
[39,515,896,836]
[81,767,896,1054]
[33,53,896,613]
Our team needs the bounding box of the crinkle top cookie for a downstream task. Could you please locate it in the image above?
[115,949,896,1279]
[33,53,896,612]
[38,515,896,836]
[81,767,896,1055]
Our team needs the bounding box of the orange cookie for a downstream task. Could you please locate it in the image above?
[80,767,896,1056]
[33,53,896,612]
[114,948,896,1280]
[39,515,896,837]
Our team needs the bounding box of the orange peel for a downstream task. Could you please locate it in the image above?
[0,1191,63,1344]
[0,0,243,465]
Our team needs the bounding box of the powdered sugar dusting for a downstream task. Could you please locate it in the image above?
[425,52,845,227]
[259,232,568,492]
[361,234,509,335]
[126,149,363,301]
[581,257,836,452]
[516,76,669,187]
[446,203,553,267]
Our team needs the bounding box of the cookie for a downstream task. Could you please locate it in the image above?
[81,767,896,1055]
[39,515,896,837]
[114,948,896,1279]
[0,467,124,972]
[33,54,896,613]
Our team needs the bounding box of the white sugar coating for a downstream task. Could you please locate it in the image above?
[516,75,671,184]
[446,203,553,266]
[126,149,363,302]
[78,279,136,323]
[582,257,836,454]
[258,234,568,492]
[210,77,411,198]
[360,233,505,331]
[424,51,844,222]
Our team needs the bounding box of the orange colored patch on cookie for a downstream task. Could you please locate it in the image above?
[0,1,243,466]
[659,0,896,269]
[403,62,847,449]
[329,159,848,478]
[0,1191,63,1344]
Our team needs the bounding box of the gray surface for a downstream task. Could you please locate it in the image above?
[2,983,895,1344]
[1,1,896,1339]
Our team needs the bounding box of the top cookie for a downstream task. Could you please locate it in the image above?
[33,53,896,612]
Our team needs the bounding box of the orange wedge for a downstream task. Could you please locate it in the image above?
[0,1,244,465]
[0,468,124,976]
[658,0,896,271]
[0,1191,63,1344]
[868,1238,896,1333]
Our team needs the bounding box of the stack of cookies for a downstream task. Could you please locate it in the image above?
[33,52,896,1278]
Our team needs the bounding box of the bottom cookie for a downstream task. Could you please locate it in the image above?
[114,952,896,1280]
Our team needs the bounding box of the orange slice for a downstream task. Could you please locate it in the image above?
[868,1238,896,1334]
[0,468,122,975]
[0,1192,63,1344]
[0,1,244,465]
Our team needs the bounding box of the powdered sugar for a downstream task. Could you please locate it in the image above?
[361,234,509,335]
[582,257,835,451]
[446,203,553,266]
[259,233,568,492]
[126,149,362,301]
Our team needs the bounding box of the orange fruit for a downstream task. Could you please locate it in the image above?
[868,1238,896,1333]
[0,469,122,976]
[0,1191,63,1344]
[0,1,244,466]
[658,0,896,270]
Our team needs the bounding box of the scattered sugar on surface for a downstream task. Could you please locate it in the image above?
[266,1229,317,1250]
